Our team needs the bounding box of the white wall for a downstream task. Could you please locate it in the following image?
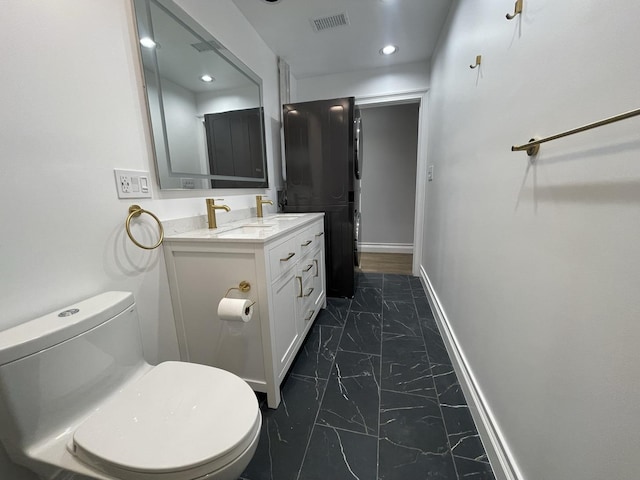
[359,103,419,249]
[160,77,204,175]
[0,1,278,477]
[295,61,429,102]
[423,1,640,479]
[196,85,260,114]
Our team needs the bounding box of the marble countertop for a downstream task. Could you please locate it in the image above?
[164,212,324,244]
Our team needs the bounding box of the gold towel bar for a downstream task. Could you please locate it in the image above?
[125,205,164,250]
[512,107,640,156]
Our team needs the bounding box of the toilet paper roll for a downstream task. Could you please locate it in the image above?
[217,298,253,322]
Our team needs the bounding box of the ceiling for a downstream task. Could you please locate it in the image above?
[140,0,257,93]
[231,0,453,79]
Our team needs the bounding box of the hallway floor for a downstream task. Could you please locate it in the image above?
[241,273,495,480]
[359,252,413,275]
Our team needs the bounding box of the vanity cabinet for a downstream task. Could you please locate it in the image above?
[163,213,326,408]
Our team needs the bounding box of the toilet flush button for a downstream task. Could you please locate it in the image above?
[58,309,79,317]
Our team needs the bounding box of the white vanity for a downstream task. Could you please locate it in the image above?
[163,213,326,408]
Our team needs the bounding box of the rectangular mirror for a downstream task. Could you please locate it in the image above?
[132,0,268,189]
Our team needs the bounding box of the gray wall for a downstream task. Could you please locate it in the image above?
[360,103,419,249]
[423,0,640,479]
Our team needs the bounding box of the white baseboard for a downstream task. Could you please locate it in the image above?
[360,243,413,254]
[419,266,523,480]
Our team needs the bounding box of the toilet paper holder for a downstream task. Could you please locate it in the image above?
[224,281,256,308]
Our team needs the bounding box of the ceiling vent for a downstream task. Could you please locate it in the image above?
[310,12,350,32]
[190,40,221,53]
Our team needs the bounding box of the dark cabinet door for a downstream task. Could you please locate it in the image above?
[283,98,354,206]
[204,108,265,182]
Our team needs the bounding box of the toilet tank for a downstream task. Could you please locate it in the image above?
[0,292,151,455]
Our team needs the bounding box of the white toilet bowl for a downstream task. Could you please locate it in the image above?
[0,292,261,480]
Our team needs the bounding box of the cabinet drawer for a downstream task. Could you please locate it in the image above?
[296,220,324,257]
[268,236,298,280]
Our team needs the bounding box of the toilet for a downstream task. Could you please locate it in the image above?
[0,291,261,480]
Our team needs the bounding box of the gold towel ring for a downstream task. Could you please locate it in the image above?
[125,205,164,250]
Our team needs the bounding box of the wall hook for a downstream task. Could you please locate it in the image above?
[506,0,523,20]
[469,55,482,69]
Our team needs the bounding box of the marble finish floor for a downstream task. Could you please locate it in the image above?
[241,273,495,480]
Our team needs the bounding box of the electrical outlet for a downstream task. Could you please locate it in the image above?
[181,178,195,189]
[120,175,132,193]
[114,169,152,199]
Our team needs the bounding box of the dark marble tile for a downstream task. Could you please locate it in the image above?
[453,455,496,480]
[317,351,380,435]
[356,271,383,289]
[382,274,411,288]
[441,404,478,443]
[247,277,496,480]
[379,390,456,480]
[339,312,382,355]
[419,315,441,340]
[449,431,489,463]
[290,324,341,379]
[414,296,434,318]
[411,286,427,298]
[384,290,414,304]
[314,297,351,327]
[298,425,378,480]
[379,439,457,480]
[382,273,413,303]
[381,334,436,397]
[433,368,467,408]
[408,275,425,290]
[382,300,421,337]
[242,375,326,480]
[351,287,383,314]
[424,328,454,372]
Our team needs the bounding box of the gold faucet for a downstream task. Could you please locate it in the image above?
[256,195,273,218]
[206,198,230,229]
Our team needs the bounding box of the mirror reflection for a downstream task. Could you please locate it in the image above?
[133,0,268,189]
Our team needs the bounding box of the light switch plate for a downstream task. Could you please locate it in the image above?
[114,169,152,198]
[427,165,434,182]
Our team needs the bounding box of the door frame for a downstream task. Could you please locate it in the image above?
[355,89,429,276]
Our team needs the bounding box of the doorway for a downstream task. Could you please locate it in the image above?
[355,91,428,275]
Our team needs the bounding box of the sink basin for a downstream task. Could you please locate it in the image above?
[214,225,278,238]
[269,214,305,221]
[241,223,277,228]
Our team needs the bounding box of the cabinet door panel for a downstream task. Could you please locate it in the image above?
[272,273,299,375]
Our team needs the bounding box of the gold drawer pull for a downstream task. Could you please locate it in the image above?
[296,276,303,298]
[303,287,315,297]
[315,232,324,237]
[280,252,296,262]
[303,264,313,272]
[301,240,312,247]
[305,309,315,322]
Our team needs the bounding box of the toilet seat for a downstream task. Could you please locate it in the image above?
[71,361,261,480]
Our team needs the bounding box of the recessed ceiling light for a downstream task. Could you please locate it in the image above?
[139,37,156,49]
[200,74,215,83]
[380,44,398,55]
[261,0,281,3]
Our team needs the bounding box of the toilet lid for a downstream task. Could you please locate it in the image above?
[72,361,260,478]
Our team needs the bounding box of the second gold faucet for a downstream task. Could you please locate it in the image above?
[256,195,273,218]
[206,198,230,229]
